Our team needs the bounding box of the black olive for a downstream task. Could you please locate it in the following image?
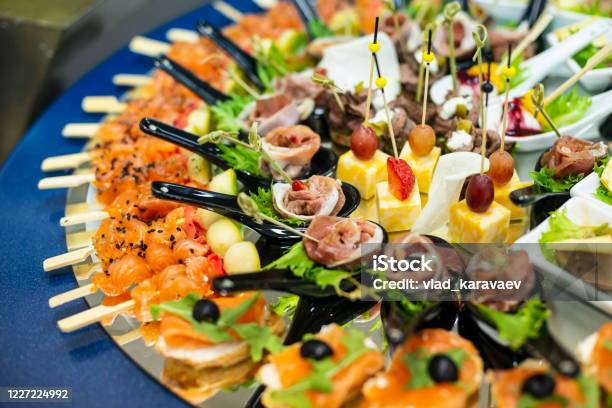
[521,373,556,399]
[300,339,334,361]
[428,354,459,383]
[481,81,494,94]
[192,299,220,323]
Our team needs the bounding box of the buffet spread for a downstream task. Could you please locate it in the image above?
[36,0,612,407]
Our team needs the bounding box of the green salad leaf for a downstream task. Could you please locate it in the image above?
[544,89,592,130]
[269,329,370,408]
[530,167,585,193]
[211,93,253,132]
[517,394,568,408]
[307,19,333,39]
[574,44,612,69]
[576,374,601,408]
[249,187,308,227]
[217,143,263,176]
[594,156,609,177]
[271,294,299,317]
[595,185,612,205]
[150,293,282,362]
[475,299,550,350]
[558,0,611,18]
[264,242,355,297]
[539,208,610,243]
[254,41,290,91]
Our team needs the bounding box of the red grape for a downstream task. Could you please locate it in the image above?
[408,124,436,156]
[466,174,494,213]
[488,150,514,186]
[351,125,378,160]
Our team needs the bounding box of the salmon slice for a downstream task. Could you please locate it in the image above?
[361,329,483,408]
[92,254,152,297]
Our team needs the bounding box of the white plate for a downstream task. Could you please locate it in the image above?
[515,197,612,312]
[570,171,612,210]
[503,89,612,151]
[545,28,612,92]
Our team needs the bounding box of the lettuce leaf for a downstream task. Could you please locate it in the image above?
[249,187,308,227]
[574,44,612,69]
[475,299,549,349]
[539,208,610,243]
[264,242,355,296]
[530,167,584,193]
[543,89,591,130]
[210,93,253,132]
[217,143,263,176]
[595,185,612,205]
[307,19,333,39]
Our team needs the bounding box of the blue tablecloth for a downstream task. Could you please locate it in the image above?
[0,1,262,406]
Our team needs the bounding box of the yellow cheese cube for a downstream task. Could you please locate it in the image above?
[351,197,379,223]
[493,171,530,220]
[337,150,388,199]
[376,181,421,232]
[399,143,441,194]
[448,200,510,243]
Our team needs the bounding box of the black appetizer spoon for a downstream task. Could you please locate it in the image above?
[510,151,571,228]
[151,181,360,242]
[290,0,321,40]
[196,20,265,91]
[464,302,580,377]
[153,55,229,105]
[139,118,338,191]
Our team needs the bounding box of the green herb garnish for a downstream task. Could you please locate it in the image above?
[544,89,592,131]
[211,93,253,132]
[217,143,263,176]
[577,374,600,408]
[269,329,370,408]
[271,294,299,317]
[254,41,290,91]
[530,167,585,193]
[517,394,568,408]
[475,299,549,350]
[264,242,357,298]
[249,187,308,227]
[307,19,333,39]
[150,293,282,361]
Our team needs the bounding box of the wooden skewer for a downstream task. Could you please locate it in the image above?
[166,28,199,44]
[41,152,91,172]
[213,1,243,22]
[38,173,95,190]
[57,299,135,333]
[62,123,100,139]
[513,13,553,63]
[49,283,97,308]
[253,0,277,9]
[43,245,95,272]
[60,210,109,227]
[129,36,171,57]
[82,96,126,114]
[543,43,612,106]
[112,74,152,87]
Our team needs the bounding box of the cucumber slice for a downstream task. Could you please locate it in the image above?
[184,106,211,136]
[223,241,261,274]
[195,208,224,229]
[208,168,238,196]
[187,153,211,185]
[207,218,243,256]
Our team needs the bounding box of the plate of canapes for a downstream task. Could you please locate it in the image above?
[32,0,612,406]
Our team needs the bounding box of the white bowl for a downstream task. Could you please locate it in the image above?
[545,28,612,92]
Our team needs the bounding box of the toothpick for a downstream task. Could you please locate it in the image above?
[444,2,461,92]
[311,73,345,112]
[543,43,612,106]
[420,29,435,127]
[472,25,488,175]
[500,46,514,152]
[237,193,319,242]
[531,83,561,137]
[57,299,135,333]
[364,17,380,124]
[373,53,398,158]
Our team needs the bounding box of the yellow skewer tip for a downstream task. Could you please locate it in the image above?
[368,42,381,53]
[423,51,435,63]
[502,66,516,79]
[375,77,387,89]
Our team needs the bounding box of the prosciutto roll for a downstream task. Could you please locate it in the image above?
[272,175,345,221]
[262,125,321,179]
